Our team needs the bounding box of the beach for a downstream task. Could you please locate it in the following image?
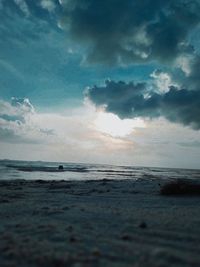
[1,178,200,267]
[1,1,200,266]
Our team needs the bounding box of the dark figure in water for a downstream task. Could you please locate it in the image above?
[58,165,64,170]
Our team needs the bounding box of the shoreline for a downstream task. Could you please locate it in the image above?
[0,178,200,266]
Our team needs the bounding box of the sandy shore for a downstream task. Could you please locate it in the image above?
[0,178,200,267]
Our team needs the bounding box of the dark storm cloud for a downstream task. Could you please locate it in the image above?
[185,56,200,90]
[86,80,200,129]
[61,0,200,65]
[71,0,200,129]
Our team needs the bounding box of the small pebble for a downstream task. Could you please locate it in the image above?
[121,234,132,241]
[92,248,101,257]
[139,222,147,229]
[69,236,77,243]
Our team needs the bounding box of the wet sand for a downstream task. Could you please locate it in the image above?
[0,178,200,267]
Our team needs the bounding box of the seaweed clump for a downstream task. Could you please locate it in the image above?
[160,179,200,196]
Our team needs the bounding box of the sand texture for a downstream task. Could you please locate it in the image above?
[0,178,200,267]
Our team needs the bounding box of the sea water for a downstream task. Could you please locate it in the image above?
[0,159,200,181]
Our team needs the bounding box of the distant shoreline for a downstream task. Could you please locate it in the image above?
[0,159,200,170]
[1,158,200,171]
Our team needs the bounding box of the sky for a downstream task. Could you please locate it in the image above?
[0,0,200,169]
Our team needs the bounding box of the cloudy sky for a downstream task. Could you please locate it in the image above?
[0,0,200,168]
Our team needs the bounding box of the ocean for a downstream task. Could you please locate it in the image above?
[0,159,200,181]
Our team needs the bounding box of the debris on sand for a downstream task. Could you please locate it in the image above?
[161,179,200,195]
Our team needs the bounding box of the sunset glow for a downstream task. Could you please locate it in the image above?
[94,112,145,138]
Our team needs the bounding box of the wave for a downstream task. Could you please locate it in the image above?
[6,165,89,173]
[2,160,200,181]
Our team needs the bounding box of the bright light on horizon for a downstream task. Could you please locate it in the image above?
[94,112,145,138]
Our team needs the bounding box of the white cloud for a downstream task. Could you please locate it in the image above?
[13,0,30,16]
[176,55,192,76]
[0,98,34,123]
[11,97,35,114]
[150,70,178,93]
[0,98,52,143]
[40,0,56,12]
